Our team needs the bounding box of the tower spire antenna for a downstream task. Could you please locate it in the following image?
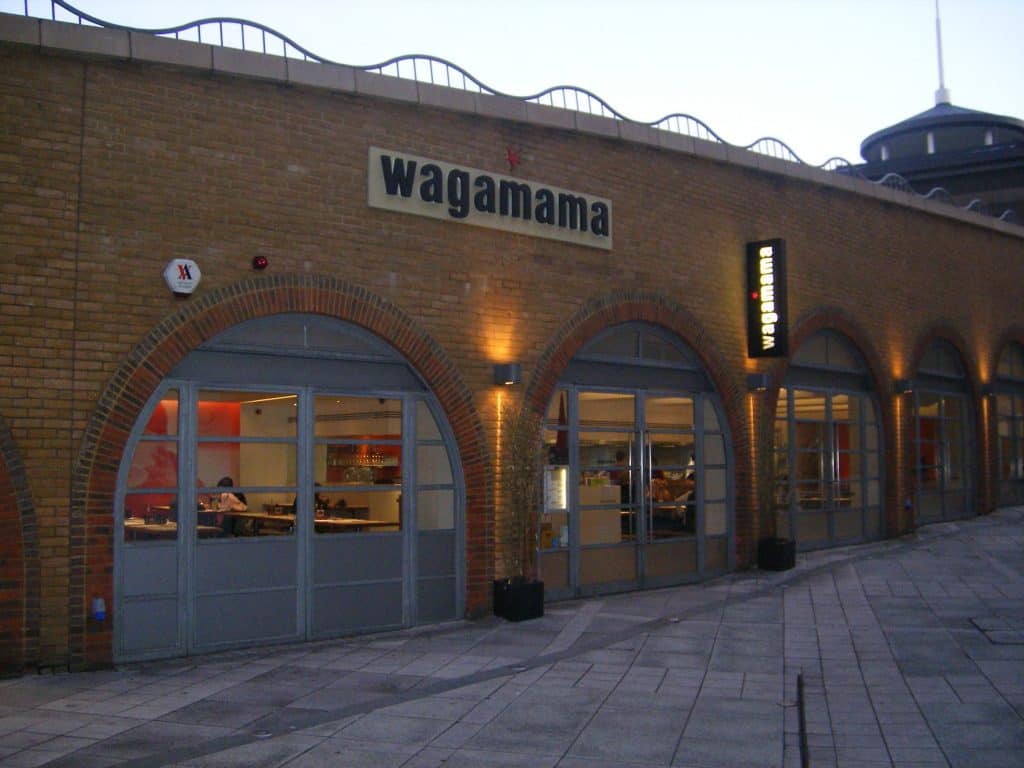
[934,0,952,104]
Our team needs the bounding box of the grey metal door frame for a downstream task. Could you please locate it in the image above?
[564,385,716,596]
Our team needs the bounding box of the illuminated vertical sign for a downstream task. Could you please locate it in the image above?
[746,239,788,358]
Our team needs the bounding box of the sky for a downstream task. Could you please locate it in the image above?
[8,0,1023,165]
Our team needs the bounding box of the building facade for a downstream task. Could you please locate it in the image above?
[1,13,1023,672]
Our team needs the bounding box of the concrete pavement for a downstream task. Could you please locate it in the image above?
[1,507,1022,768]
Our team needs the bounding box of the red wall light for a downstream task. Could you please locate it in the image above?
[252,255,269,270]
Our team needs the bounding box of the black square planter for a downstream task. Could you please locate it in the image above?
[757,537,796,571]
[493,579,544,622]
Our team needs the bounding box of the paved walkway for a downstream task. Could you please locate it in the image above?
[2,508,1023,768]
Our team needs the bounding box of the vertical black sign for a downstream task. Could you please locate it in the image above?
[746,239,788,358]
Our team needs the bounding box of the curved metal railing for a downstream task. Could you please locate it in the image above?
[12,0,1018,222]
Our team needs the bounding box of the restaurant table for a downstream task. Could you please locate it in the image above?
[313,517,397,533]
[124,519,222,540]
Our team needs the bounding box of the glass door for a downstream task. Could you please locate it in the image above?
[541,388,718,598]
[641,395,699,584]
[576,391,638,593]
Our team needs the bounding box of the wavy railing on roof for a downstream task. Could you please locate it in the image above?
[11,0,1017,222]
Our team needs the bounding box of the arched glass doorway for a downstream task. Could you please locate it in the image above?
[912,340,974,523]
[774,331,883,550]
[539,323,732,599]
[114,314,463,661]
[995,343,1024,506]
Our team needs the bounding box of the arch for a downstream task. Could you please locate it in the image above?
[907,326,982,522]
[763,307,896,537]
[991,330,1024,508]
[0,417,39,674]
[907,325,980,395]
[523,291,751,560]
[71,274,490,667]
[763,307,890,419]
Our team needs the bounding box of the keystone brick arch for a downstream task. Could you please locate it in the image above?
[0,416,39,674]
[72,274,491,668]
[521,291,753,559]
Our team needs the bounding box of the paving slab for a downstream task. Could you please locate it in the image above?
[3,507,1024,767]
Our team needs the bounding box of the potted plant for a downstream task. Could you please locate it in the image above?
[755,395,796,571]
[493,403,546,621]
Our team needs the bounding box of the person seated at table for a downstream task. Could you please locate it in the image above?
[217,476,248,511]
[290,484,329,515]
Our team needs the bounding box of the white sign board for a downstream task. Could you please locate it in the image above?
[368,147,613,250]
[163,259,201,295]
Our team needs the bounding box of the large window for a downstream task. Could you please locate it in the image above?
[913,340,973,522]
[775,331,883,549]
[115,314,462,660]
[540,323,731,599]
[996,343,1024,506]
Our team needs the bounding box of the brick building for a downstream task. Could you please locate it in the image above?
[1,12,1023,672]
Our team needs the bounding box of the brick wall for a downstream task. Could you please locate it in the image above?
[1,33,1022,667]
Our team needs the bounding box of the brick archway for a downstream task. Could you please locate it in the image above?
[908,325,987,519]
[522,291,752,561]
[762,306,897,535]
[72,275,490,667]
[0,417,39,674]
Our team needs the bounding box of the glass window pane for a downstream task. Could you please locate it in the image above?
[128,441,177,489]
[640,332,688,364]
[840,453,862,482]
[651,433,695,469]
[198,442,296,490]
[704,468,727,501]
[315,489,401,534]
[546,390,569,424]
[943,396,963,422]
[417,444,452,485]
[832,394,851,421]
[866,452,879,478]
[198,391,297,438]
[578,431,633,471]
[416,401,441,440]
[144,391,178,436]
[584,329,638,358]
[544,427,569,466]
[315,396,401,438]
[793,390,827,421]
[703,399,720,431]
[704,434,725,466]
[868,480,880,505]
[795,422,826,451]
[580,506,626,545]
[124,493,178,542]
[646,396,694,430]
[917,392,941,417]
[997,395,1014,417]
[579,391,634,429]
[705,502,727,536]
[865,422,879,451]
[326,445,401,485]
[418,489,454,530]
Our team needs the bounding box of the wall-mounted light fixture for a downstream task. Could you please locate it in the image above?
[493,363,522,386]
[981,383,997,397]
[893,378,913,394]
[746,373,771,392]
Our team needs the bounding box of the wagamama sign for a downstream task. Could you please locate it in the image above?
[746,239,789,358]
[368,148,612,250]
